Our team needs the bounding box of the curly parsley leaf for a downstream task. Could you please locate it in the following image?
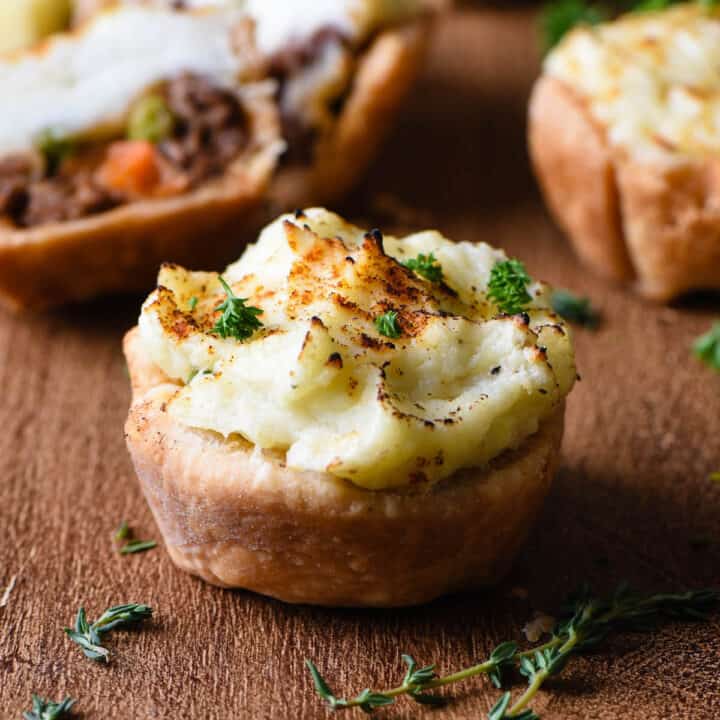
[402,252,443,283]
[36,128,75,176]
[542,0,718,53]
[375,310,402,339]
[211,276,263,341]
[540,0,607,52]
[693,321,720,371]
[551,289,600,328]
[487,260,532,315]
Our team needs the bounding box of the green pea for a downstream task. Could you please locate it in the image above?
[127,95,175,144]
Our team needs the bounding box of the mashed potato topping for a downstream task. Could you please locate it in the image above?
[545,5,720,160]
[139,209,575,490]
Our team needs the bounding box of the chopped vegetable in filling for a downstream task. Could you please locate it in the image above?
[0,73,248,228]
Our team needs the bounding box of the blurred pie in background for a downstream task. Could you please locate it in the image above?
[0,1,440,309]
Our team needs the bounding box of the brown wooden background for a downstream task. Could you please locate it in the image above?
[2,6,719,719]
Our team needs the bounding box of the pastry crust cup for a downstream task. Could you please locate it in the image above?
[0,20,430,311]
[123,327,565,608]
[529,75,720,301]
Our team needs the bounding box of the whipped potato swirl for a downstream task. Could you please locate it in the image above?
[139,209,575,490]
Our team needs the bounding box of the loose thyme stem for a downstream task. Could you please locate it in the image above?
[312,645,557,710]
[306,586,718,717]
[328,657,499,708]
[425,658,497,688]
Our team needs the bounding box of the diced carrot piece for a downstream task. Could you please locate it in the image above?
[97,140,161,196]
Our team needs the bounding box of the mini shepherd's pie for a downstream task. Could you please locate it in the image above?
[530,4,720,300]
[124,208,576,607]
[0,1,434,309]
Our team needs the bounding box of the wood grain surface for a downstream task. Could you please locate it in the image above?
[2,6,720,719]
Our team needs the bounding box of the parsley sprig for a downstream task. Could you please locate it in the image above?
[36,129,75,176]
[23,696,76,720]
[693,321,720,371]
[540,0,606,51]
[306,585,717,717]
[488,260,532,315]
[375,311,402,339]
[64,603,152,662]
[551,289,600,328]
[541,0,719,52]
[402,252,443,283]
[211,276,264,341]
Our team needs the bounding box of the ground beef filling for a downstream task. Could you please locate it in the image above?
[0,73,248,228]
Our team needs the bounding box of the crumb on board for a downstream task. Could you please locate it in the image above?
[523,612,556,642]
[0,546,36,608]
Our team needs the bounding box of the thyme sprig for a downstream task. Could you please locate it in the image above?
[488,260,532,315]
[64,603,152,662]
[306,585,717,717]
[23,695,76,720]
[211,276,263,341]
[402,253,443,283]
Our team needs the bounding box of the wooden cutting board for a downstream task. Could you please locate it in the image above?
[2,6,719,719]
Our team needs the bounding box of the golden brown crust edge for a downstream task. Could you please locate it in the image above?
[529,74,720,301]
[528,75,634,284]
[0,92,282,311]
[123,327,564,607]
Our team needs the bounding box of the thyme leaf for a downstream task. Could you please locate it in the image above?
[211,276,263,341]
[119,540,158,555]
[23,695,76,720]
[64,603,152,662]
[114,520,130,542]
[113,522,156,556]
